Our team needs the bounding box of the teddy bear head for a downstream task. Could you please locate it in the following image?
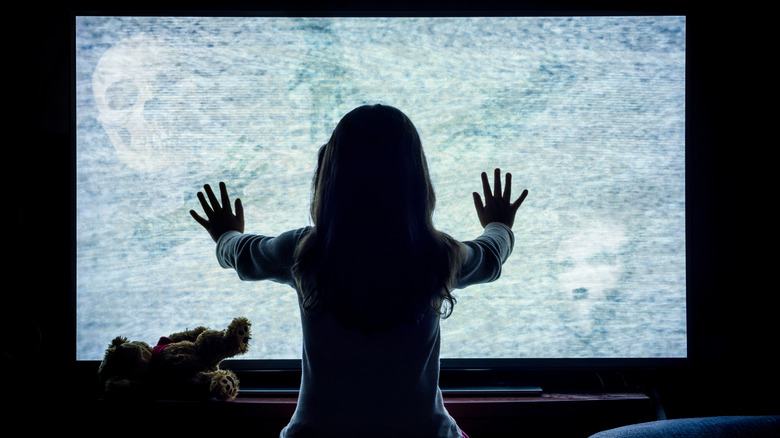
[97,336,153,396]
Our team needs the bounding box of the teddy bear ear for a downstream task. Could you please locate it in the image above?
[110,336,128,347]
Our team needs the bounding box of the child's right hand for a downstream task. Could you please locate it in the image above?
[472,168,528,229]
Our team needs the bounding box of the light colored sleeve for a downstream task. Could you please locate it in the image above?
[455,222,515,289]
[215,227,310,286]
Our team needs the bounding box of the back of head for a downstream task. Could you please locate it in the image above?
[313,104,433,237]
[294,104,462,332]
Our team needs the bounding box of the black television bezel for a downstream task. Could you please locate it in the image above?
[67,4,696,392]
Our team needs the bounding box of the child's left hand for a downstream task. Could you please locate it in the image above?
[190,182,244,242]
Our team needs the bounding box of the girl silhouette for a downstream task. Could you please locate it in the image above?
[191,104,527,437]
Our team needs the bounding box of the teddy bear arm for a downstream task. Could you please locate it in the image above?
[167,326,208,343]
[192,318,251,365]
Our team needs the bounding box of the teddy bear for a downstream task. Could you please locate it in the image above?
[97,316,251,401]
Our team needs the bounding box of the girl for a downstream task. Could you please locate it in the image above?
[191,104,527,437]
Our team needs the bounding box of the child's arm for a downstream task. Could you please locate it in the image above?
[455,169,526,289]
[190,182,245,242]
[472,168,528,229]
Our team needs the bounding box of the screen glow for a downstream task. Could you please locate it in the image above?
[76,15,686,361]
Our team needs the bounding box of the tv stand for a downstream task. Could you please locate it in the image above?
[88,390,655,437]
[443,385,543,396]
[239,384,544,397]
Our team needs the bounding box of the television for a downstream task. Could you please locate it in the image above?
[73,12,687,386]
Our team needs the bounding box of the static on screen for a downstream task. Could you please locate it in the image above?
[76,16,686,360]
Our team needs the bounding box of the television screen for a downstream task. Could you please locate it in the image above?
[75,15,686,362]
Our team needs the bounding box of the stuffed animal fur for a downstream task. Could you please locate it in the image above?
[97,317,251,401]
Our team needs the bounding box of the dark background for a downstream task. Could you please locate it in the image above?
[7,0,776,430]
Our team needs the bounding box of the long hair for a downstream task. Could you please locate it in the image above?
[291,104,465,332]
